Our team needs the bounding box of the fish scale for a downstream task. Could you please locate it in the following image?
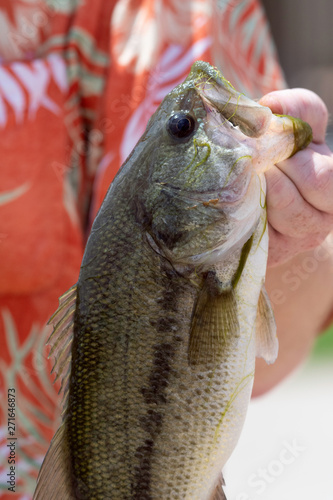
[74,215,219,499]
[69,203,192,498]
[33,61,312,500]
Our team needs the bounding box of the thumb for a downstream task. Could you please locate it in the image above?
[259,88,328,144]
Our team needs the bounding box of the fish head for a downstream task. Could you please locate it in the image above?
[137,61,311,267]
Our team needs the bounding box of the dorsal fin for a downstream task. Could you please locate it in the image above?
[33,423,76,499]
[33,285,77,498]
[47,283,77,415]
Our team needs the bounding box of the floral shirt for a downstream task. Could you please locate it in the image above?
[0,0,285,497]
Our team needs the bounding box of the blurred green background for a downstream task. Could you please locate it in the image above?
[312,325,333,359]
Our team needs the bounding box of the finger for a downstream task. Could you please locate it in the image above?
[310,142,333,156]
[274,145,333,213]
[266,164,333,238]
[259,89,328,144]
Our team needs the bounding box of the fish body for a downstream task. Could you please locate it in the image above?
[34,61,312,500]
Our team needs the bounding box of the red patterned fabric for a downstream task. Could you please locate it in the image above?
[0,1,285,497]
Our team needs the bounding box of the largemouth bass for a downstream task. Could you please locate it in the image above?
[34,61,312,500]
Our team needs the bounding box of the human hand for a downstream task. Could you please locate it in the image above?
[258,89,333,267]
[252,89,333,397]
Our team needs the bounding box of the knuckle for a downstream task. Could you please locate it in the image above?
[314,96,329,127]
[302,90,329,135]
[315,164,333,195]
[303,153,333,195]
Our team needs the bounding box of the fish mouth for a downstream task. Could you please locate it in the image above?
[186,61,313,169]
[186,61,273,138]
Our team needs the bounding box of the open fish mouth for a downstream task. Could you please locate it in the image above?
[188,63,273,138]
[186,62,312,171]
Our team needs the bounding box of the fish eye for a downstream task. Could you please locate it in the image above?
[167,112,196,140]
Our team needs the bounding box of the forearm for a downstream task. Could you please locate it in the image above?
[253,234,333,396]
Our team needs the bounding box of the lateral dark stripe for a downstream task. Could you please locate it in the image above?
[132,343,175,498]
[132,268,185,498]
[157,267,184,313]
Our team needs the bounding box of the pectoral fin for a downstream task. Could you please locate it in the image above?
[188,272,239,366]
[255,286,278,364]
[210,473,227,500]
